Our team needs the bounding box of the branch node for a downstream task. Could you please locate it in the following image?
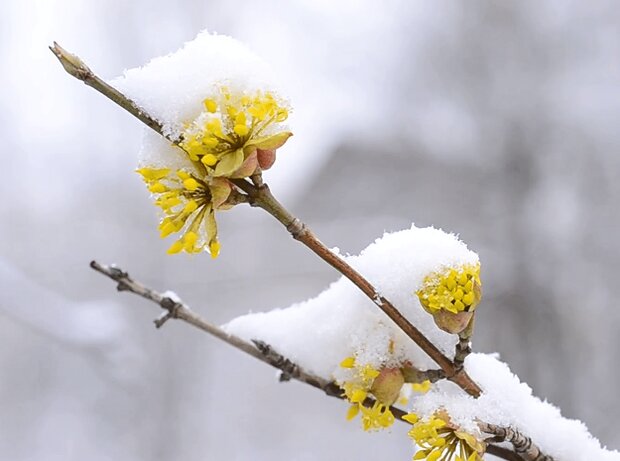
[252,339,300,381]
[286,218,306,240]
[116,281,130,292]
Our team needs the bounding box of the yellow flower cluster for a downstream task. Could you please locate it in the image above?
[139,85,292,256]
[417,264,482,314]
[404,412,485,461]
[339,356,395,431]
[137,167,232,257]
[181,86,292,178]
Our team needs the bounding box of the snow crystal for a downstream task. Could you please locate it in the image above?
[411,353,620,461]
[224,225,478,378]
[109,30,287,168]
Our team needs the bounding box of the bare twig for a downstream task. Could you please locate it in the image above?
[49,42,170,140]
[90,260,342,398]
[91,260,521,461]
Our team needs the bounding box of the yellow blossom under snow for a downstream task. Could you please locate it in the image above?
[139,85,292,256]
[338,356,395,431]
[417,264,482,315]
[405,412,485,461]
[180,86,292,178]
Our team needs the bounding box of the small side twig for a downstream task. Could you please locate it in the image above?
[454,315,476,370]
[402,366,446,384]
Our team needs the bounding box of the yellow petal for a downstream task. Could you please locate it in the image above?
[201,153,218,166]
[209,240,220,259]
[167,240,184,255]
[183,178,200,191]
[246,131,293,150]
[203,98,217,113]
[234,124,249,136]
[346,404,360,421]
[214,149,245,177]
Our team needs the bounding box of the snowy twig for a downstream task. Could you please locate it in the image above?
[479,422,555,461]
[55,45,554,461]
[50,41,481,397]
[89,260,342,398]
[49,43,169,140]
[232,179,483,396]
[90,260,521,461]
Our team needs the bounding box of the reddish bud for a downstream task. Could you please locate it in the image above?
[257,149,276,170]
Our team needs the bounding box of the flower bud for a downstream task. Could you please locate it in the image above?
[370,367,405,406]
[257,148,277,170]
[416,264,482,334]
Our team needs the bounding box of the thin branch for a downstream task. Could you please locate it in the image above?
[479,422,555,461]
[91,260,519,461]
[90,260,341,398]
[50,40,481,397]
[49,42,169,140]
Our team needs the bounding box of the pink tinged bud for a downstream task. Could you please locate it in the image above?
[370,367,405,406]
[432,310,474,334]
[230,151,259,178]
[257,149,276,170]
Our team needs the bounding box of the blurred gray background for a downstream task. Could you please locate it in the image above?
[1,1,619,459]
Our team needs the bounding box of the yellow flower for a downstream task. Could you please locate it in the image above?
[407,412,486,461]
[412,380,432,394]
[180,86,292,178]
[137,167,233,257]
[359,400,395,431]
[139,86,292,256]
[338,356,404,431]
[417,264,482,314]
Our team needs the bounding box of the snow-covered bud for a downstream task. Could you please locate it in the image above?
[416,264,482,334]
[112,31,293,257]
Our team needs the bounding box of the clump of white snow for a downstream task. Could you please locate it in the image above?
[224,224,620,460]
[411,353,620,460]
[109,30,288,169]
[224,225,478,378]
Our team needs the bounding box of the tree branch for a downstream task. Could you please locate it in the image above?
[89,260,342,397]
[54,44,555,461]
[91,260,520,461]
[51,40,481,397]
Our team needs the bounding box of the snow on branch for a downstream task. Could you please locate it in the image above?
[52,31,619,461]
